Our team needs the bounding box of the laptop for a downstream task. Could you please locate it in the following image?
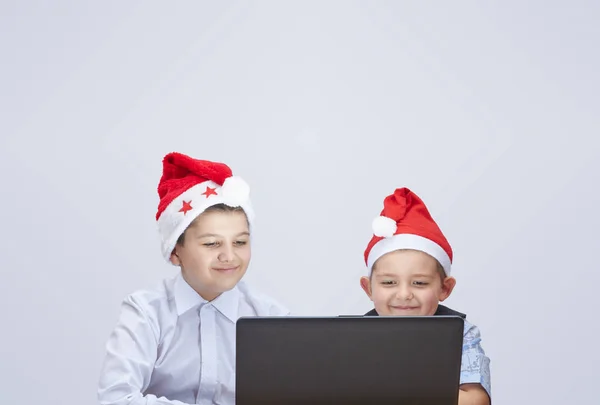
[236,315,464,405]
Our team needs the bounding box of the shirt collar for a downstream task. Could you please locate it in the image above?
[174,273,240,322]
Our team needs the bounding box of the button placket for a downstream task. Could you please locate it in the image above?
[197,303,218,405]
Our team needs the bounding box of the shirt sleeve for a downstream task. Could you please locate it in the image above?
[460,321,492,399]
[97,295,194,405]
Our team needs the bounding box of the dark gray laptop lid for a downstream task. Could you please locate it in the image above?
[236,316,464,405]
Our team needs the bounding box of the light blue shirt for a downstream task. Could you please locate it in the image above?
[97,273,290,405]
[461,320,492,398]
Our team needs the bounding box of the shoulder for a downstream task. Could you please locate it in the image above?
[125,275,175,309]
[462,319,484,344]
[236,280,291,316]
[435,304,467,318]
[435,305,485,345]
[118,275,178,330]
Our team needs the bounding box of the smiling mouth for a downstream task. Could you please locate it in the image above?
[213,266,239,273]
[391,306,419,310]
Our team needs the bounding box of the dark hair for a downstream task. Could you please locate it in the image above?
[175,204,248,247]
[434,261,447,282]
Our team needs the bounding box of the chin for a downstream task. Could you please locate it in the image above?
[216,276,243,291]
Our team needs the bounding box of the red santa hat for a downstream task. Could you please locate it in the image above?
[156,152,254,262]
[364,187,453,276]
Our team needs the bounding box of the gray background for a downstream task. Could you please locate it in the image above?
[1,1,599,404]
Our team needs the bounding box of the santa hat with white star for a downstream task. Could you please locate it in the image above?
[155,152,254,262]
[364,187,453,276]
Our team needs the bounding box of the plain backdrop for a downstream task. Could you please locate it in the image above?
[1,1,599,404]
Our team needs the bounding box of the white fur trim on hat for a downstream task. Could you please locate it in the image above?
[366,233,452,276]
[157,179,253,262]
[372,215,397,237]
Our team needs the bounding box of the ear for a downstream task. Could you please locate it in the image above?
[169,249,181,266]
[438,276,456,301]
[360,276,373,300]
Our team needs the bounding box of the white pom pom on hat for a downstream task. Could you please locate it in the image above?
[372,215,397,237]
[221,176,250,207]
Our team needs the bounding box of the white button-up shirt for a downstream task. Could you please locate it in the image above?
[98,273,290,405]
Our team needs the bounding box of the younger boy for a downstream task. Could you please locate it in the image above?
[98,152,289,405]
[360,187,491,405]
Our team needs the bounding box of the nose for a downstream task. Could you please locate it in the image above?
[395,283,414,301]
[218,245,234,262]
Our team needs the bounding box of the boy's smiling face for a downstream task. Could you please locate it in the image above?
[360,249,456,316]
[170,208,251,301]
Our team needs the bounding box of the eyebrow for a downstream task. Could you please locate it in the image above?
[196,232,250,239]
[374,273,398,278]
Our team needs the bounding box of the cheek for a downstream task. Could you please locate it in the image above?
[371,285,394,302]
[184,249,215,268]
[237,246,251,262]
[370,287,395,315]
[416,289,441,303]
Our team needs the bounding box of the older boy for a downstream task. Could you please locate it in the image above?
[359,187,491,405]
[98,152,289,405]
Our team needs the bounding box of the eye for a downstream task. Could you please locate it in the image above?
[380,280,396,286]
[234,240,248,246]
[203,242,218,247]
[413,281,429,286]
